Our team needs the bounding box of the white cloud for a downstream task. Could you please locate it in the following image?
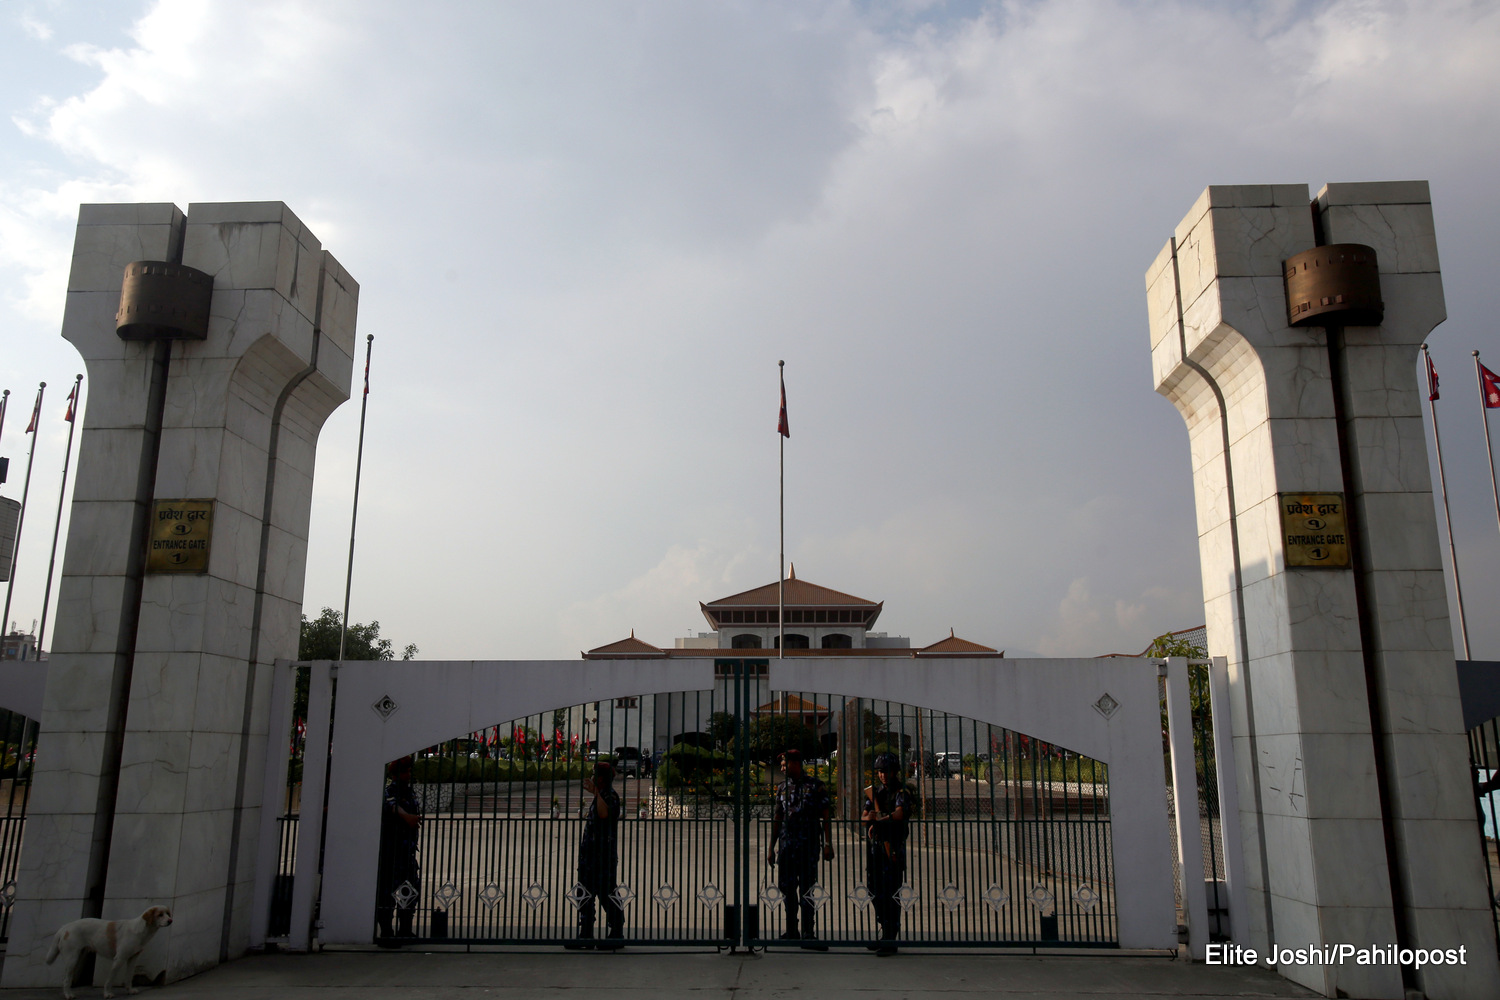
[2,0,1498,660]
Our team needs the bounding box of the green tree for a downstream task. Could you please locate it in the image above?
[294,608,419,719]
[299,607,419,661]
[708,711,737,750]
[1147,630,1206,659]
[740,715,820,763]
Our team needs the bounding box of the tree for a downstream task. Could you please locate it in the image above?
[740,715,821,763]
[299,607,419,661]
[295,608,419,719]
[1147,631,1206,659]
[708,711,736,750]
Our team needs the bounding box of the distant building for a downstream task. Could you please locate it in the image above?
[581,569,1001,754]
[1,630,40,662]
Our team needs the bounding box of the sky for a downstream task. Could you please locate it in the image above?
[1,0,1498,662]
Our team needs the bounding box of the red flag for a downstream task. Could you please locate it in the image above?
[777,382,789,438]
[64,382,79,423]
[362,352,370,397]
[24,389,42,433]
[1426,353,1440,401]
[1481,362,1500,409]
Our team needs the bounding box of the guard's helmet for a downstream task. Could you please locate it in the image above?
[874,753,900,774]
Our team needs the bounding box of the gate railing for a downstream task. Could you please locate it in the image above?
[287,655,1182,950]
[358,663,1123,948]
[0,707,39,943]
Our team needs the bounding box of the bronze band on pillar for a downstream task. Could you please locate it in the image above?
[1284,243,1383,328]
[116,260,214,340]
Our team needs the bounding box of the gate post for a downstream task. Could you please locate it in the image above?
[2,204,355,988]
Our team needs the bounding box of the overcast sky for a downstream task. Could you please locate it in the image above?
[2,0,1498,661]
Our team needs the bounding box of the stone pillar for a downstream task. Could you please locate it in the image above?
[1147,183,1499,998]
[2,203,355,987]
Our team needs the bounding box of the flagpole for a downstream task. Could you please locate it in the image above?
[1477,351,1500,541]
[339,335,374,662]
[0,389,9,443]
[1422,345,1469,658]
[778,360,785,660]
[38,375,83,653]
[2,383,45,644]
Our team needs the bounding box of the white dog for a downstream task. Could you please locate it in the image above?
[45,906,173,999]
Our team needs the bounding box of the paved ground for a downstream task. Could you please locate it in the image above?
[2,947,1319,1000]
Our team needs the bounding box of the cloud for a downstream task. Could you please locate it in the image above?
[2,0,1498,660]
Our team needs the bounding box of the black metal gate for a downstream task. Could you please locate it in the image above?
[0,707,40,943]
[370,659,1116,949]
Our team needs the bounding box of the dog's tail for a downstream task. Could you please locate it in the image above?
[44,929,62,965]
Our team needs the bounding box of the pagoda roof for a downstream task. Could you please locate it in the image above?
[703,566,878,609]
[915,629,1001,656]
[582,630,665,658]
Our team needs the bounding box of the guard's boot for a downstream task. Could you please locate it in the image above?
[779,903,800,940]
[566,918,595,950]
[395,907,416,939]
[800,907,827,950]
[376,908,397,948]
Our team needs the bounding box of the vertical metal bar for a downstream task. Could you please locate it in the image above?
[1207,656,1248,946]
[288,660,333,951]
[1165,657,1207,959]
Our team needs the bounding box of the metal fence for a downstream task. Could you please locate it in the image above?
[1468,713,1500,955]
[0,707,39,943]
[366,660,1116,949]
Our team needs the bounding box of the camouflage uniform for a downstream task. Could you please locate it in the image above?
[773,773,830,937]
[864,780,916,941]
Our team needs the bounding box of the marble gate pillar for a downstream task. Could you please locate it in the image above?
[2,203,356,987]
[1147,182,1499,999]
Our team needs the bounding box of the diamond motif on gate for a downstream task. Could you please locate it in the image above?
[1072,884,1100,913]
[697,884,724,909]
[434,881,462,910]
[0,879,15,907]
[611,884,637,908]
[847,884,874,911]
[936,883,965,912]
[760,883,786,908]
[805,883,830,910]
[522,882,549,910]
[1092,693,1120,719]
[652,884,681,910]
[478,882,506,909]
[371,694,400,720]
[1026,883,1055,913]
[391,880,418,908]
[895,884,920,912]
[982,884,1009,912]
[565,881,592,910]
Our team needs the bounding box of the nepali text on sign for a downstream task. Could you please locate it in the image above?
[1278,492,1350,569]
[146,498,215,574]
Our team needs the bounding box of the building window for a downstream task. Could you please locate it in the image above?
[614,697,638,709]
[775,633,810,649]
[731,634,760,649]
[822,633,852,649]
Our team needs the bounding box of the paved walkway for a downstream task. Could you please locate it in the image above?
[3,948,1319,1000]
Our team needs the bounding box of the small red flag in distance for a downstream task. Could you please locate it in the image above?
[24,390,41,433]
[1426,353,1440,401]
[1482,362,1500,408]
[778,383,789,438]
[64,382,79,423]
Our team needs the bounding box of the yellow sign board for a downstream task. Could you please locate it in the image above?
[146,499,215,573]
[1278,493,1350,569]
